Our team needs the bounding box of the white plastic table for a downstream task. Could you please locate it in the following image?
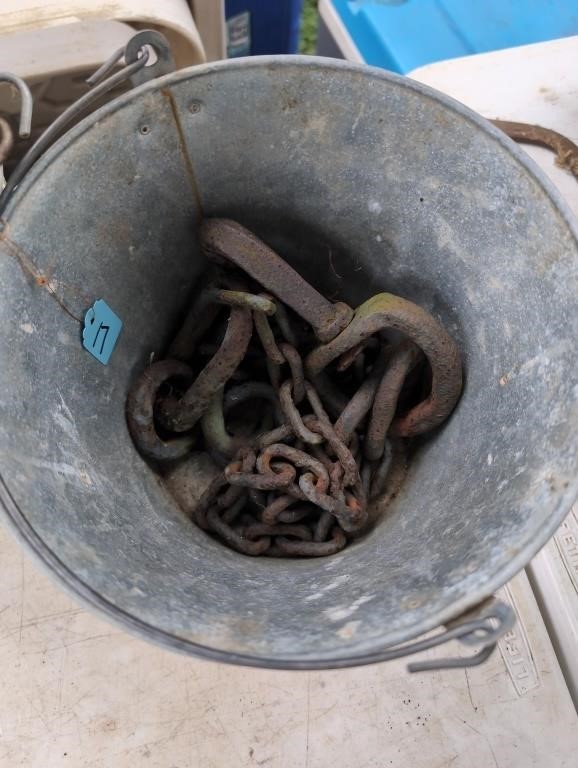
[1,530,576,767]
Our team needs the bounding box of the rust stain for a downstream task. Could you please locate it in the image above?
[161,88,204,218]
[433,111,450,129]
[0,223,82,323]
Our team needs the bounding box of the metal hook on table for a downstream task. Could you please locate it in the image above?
[0,73,33,138]
[0,30,175,217]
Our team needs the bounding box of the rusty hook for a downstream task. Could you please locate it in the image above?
[364,340,422,460]
[156,306,253,433]
[201,382,281,458]
[126,359,196,462]
[200,219,354,341]
[305,293,462,437]
[334,344,389,443]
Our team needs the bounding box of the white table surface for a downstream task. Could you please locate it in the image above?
[2,36,578,768]
[1,525,577,767]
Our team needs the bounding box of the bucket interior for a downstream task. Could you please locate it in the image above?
[0,58,576,666]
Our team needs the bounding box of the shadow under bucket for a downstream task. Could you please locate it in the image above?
[0,57,576,668]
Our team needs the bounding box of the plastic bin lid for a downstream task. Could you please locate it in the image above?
[328,0,578,73]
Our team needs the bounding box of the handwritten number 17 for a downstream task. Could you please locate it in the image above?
[92,322,110,355]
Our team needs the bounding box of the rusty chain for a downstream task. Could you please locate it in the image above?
[126,219,463,557]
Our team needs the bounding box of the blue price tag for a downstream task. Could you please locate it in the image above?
[82,299,122,365]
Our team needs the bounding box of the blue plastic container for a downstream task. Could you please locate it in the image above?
[226,0,303,57]
[326,0,578,73]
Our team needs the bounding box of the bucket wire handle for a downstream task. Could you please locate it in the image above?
[0,30,174,218]
[367,598,516,672]
[85,46,127,87]
[87,30,175,89]
[406,600,515,672]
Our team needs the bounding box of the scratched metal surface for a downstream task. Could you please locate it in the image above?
[0,57,576,665]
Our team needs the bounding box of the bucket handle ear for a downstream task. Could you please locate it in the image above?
[362,597,515,672]
[0,30,175,218]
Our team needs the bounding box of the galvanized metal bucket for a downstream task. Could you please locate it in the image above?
[0,54,576,669]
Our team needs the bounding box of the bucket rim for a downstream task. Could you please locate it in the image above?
[1,54,577,668]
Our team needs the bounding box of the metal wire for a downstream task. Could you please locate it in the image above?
[85,47,126,87]
[0,50,149,216]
